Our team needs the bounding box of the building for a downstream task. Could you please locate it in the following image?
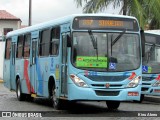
[0,10,21,40]
[0,10,21,80]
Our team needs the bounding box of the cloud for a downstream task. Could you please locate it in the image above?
[0,0,82,25]
[31,0,82,24]
[0,0,120,25]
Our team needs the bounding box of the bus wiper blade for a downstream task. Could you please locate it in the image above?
[88,30,97,49]
[111,30,126,46]
[88,30,98,59]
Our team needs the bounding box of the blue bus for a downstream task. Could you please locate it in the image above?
[3,14,145,110]
[141,31,160,101]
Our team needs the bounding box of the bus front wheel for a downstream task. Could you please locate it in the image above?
[133,94,144,103]
[16,79,25,101]
[106,101,120,110]
[51,87,62,110]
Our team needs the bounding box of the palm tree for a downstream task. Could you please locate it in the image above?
[143,0,160,29]
[74,0,160,29]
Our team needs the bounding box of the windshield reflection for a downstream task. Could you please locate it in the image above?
[143,44,160,73]
[72,32,140,72]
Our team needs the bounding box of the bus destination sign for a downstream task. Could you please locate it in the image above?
[73,17,139,31]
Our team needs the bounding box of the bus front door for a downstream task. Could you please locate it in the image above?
[10,42,16,90]
[30,39,38,94]
[61,33,69,96]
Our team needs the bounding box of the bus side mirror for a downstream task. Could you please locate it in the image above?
[67,35,71,47]
[141,29,145,57]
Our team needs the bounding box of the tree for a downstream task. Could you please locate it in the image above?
[143,0,160,29]
[74,0,160,29]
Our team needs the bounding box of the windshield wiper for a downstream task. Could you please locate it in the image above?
[147,44,155,63]
[111,30,126,46]
[111,30,126,56]
[88,30,97,49]
[88,30,98,59]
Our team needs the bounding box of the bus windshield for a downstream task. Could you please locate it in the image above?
[72,32,140,72]
[143,33,160,74]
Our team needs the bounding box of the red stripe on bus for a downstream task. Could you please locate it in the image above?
[24,60,35,93]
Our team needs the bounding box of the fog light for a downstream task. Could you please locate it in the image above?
[154,89,160,93]
[128,92,139,96]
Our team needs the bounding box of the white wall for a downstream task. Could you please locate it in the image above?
[0,20,21,35]
[0,41,5,79]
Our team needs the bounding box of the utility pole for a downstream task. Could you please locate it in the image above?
[29,0,32,26]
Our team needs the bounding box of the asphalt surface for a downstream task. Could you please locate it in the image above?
[1,81,160,120]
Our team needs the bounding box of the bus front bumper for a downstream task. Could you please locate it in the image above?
[68,83,141,101]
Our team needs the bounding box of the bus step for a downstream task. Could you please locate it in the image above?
[31,94,37,98]
[31,94,44,99]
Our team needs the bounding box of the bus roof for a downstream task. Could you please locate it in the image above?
[145,30,160,35]
[6,14,138,38]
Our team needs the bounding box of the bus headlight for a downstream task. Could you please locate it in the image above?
[70,74,89,88]
[126,76,141,88]
[152,81,160,87]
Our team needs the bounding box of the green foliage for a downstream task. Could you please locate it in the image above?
[74,0,160,29]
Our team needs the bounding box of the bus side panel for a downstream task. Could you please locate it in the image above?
[47,57,61,98]
[16,59,30,94]
[3,60,10,89]
[35,57,46,96]
[36,57,60,97]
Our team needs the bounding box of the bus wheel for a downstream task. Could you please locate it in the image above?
[106,101,120,110]
[51,87,62,110]
[26,95,34,102]
[140,94,144,102]
[16,79,25,101]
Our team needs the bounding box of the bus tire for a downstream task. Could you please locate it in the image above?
[16,79,25,101]
[106,101,120,110]
[26,95,34,102]
[51,87,62,110]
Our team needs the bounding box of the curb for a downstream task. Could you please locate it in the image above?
[0,80,3,83]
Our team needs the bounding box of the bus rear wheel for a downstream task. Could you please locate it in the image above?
[16,79,25,101]
[106,101,120,110]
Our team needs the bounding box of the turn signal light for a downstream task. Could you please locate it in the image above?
[128,72,136,80]
[155,75,160,81]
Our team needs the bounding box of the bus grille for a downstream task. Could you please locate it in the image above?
[142,83,151,85]
[91,84,123,88]
[142,77,155,81]
[85,75,129,82]
[141,87,149,91]
[95,90,120,96]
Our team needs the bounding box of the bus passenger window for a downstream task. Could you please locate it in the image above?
[40,29,50,56]
[5,38,11,59]
[17,35,24,58]
[50,27,60,55]
[24,34,31,58]
[51,39,59,55]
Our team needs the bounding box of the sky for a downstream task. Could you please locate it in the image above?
[0,0,120,25]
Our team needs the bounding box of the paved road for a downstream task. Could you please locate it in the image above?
[0,83,160,120]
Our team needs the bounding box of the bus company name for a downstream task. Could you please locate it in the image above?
[78,58,107,63]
